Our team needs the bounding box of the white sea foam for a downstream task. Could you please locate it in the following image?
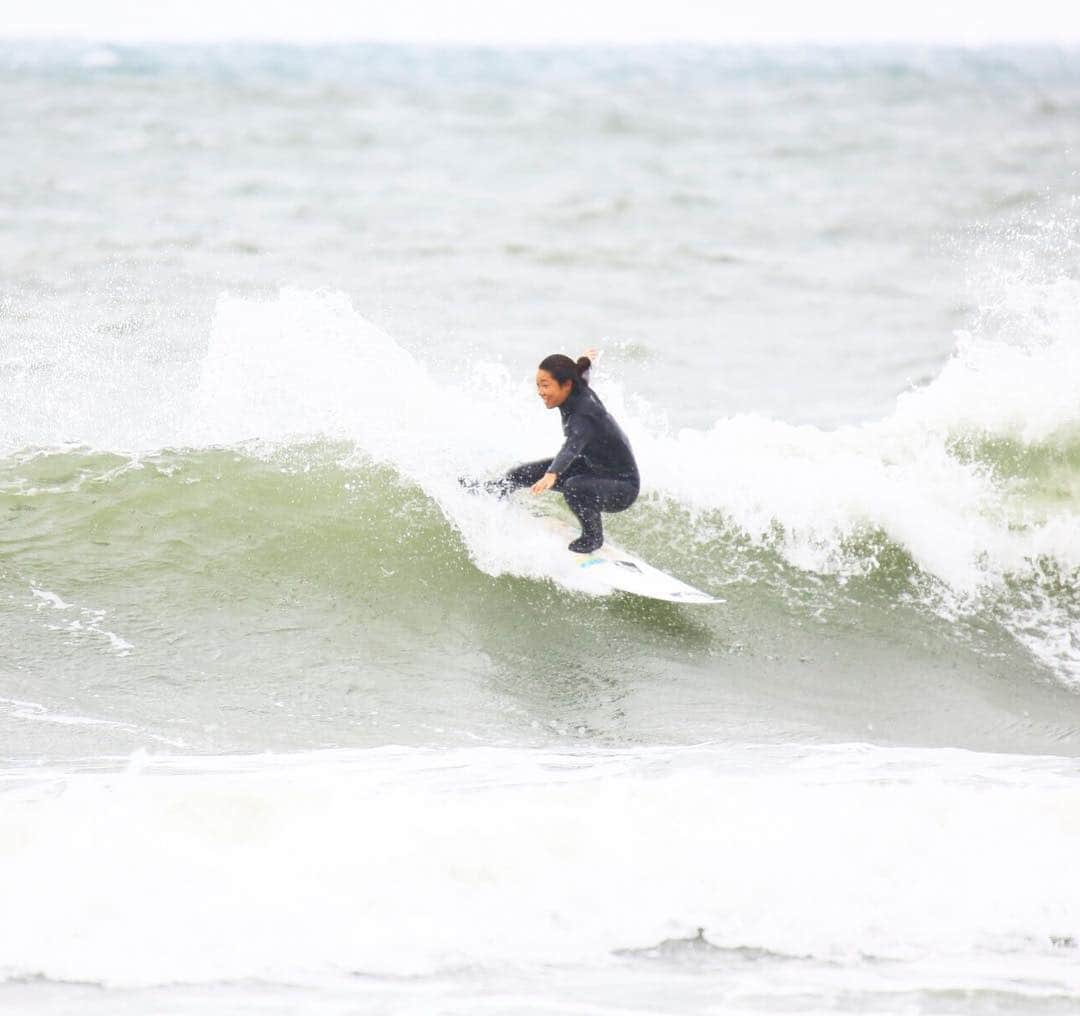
[31,587,134,657]
[0,698,187,747]
[1,742,1077,993]
[30,588,72,610]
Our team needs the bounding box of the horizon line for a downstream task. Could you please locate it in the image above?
[4,33,1080,49]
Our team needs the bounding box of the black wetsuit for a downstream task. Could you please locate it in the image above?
[500,383,639,551]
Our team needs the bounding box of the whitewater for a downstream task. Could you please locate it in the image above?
[2,41,1080,1014]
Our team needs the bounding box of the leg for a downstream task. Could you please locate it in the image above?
[559,474,638,553]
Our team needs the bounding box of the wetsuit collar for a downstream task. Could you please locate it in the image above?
[559,385,584,419]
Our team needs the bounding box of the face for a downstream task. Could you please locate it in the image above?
[536,369,573,409]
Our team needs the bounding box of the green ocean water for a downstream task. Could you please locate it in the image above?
[2,442,1077,762]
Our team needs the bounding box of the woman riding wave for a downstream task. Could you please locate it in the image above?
[490,351,640,553]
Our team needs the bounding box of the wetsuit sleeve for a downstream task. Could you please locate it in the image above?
[549,413,594,476]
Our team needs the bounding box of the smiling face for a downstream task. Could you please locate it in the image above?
[536,369,573,409]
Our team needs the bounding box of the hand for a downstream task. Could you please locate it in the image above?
[580,347,599,363]
[531,472,557,495]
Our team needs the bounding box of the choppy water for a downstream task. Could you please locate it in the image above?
[2,41,1080,1014]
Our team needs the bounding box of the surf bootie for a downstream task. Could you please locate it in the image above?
[458,476,510,499]
[458,475,489,494]
[568,510,603,553]
[568,533,603,554]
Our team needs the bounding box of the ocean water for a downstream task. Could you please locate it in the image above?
[2,41,1080,1014]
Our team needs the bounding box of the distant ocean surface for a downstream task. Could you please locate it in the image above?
[2,42,1080,1014]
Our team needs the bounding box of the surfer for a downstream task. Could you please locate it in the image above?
[494,351,640,553]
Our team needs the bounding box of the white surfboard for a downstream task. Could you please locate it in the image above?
[539,517,723,605]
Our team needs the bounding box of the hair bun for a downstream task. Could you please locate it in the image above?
[576,355,592,373]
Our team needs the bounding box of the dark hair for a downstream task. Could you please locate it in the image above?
[538,353,591,389]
